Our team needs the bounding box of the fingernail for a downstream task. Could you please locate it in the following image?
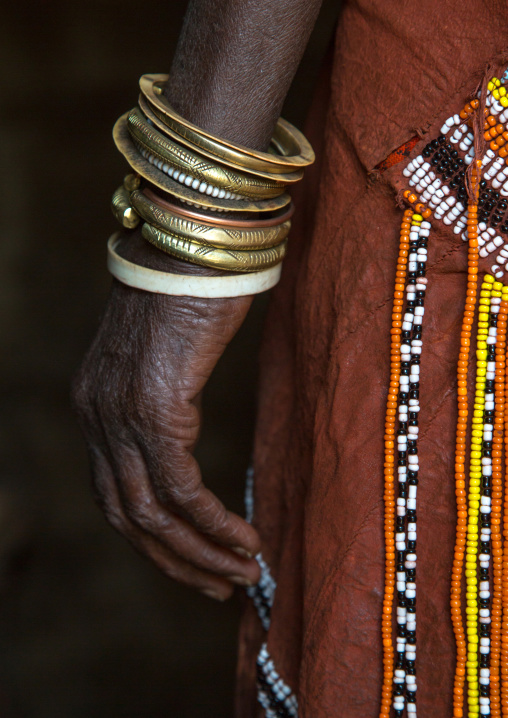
[202,589,226,601]
[232,547,253,559]
[230,575,256,587]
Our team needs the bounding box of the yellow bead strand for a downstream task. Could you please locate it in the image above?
[467,275,494,717]
[502,284,508,712]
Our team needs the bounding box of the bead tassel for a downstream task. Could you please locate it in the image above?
[500,290,508,713]
[466,273,491,718]
[489,284,506,717]
[377,75,508,718]
[380,208,413,718]
[392,214,429,717]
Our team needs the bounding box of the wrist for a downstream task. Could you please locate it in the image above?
[117,229,236,277]
[110,235,255,316]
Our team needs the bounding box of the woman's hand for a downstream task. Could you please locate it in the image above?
[72,232,261,601]
[73,0,324,600]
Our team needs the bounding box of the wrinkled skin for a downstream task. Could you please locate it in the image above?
[73,0,323,600]
[73,231,260,600]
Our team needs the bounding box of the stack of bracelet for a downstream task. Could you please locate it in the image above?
[109,73,314,274]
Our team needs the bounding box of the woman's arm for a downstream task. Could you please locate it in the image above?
[166,0,324,150]
[72,0,323,601]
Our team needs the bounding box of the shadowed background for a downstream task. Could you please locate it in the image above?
[0,2,337,716]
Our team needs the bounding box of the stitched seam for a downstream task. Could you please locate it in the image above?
[301,498,383,654]
[329,256,459,355]
[425,236,464,273]
[410,46,508,141]
[419,383,456,443]
[305,115,387,288]
[381,46,508,177]
[301,384,456,654]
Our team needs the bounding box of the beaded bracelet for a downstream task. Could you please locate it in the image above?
[113,114,292,215]
[126,108,288,200]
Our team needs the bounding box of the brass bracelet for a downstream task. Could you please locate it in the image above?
[138,95,304,185]
[130,189,290,249]
[142,186,295,227]
[141,223,287,272]
[113,114,291,214]
[111,185,140,229]
[140,74,315,175]
[127,108,286,200]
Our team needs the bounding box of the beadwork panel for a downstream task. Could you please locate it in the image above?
[379,75,508,718]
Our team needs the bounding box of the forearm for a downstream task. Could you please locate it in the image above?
[122,0,322,276]
[165,0,324,151]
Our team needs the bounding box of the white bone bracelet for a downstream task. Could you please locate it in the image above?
[107,234,282,298]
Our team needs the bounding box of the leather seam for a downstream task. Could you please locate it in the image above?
[300,498,383,662]
[419,382,456,443]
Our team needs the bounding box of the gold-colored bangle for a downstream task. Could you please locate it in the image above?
[113,114,292,214]
[141,222,287,272]
[142,186,295,227]
[139,74,315,175]
[127,108,286,200]
[130,189,290,249]
[111,185,140,229]
[138,95,304,185]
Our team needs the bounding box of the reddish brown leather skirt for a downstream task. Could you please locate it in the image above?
[237,1,508,715]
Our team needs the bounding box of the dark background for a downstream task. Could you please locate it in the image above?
[0,2,337,716]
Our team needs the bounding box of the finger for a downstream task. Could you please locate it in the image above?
[109,442,261,586]
[142,442,261,557]
[89,446,236,600]
[128,524,236,601]
[188,391,203,453]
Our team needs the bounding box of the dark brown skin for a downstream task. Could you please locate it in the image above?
[72,0,322,601]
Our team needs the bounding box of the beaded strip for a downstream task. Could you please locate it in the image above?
[501,290,508,712]
[244,467,298,717]
[392,214,430,716]
[248,71,508,718]
[244,465,277,631]
[490,291,506,718]
[247,555,277,632]
[137,145,244,201]
[388,76,495,716]
[478,282,503,717]
[380,207,413,718]
[257,644,298,718]
[245,464,255,523]
[250,71,508,718]
[467,276,493,716]
[393,72,508,714]
[451,192,481,718]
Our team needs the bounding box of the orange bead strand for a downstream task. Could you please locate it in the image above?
[502,291,508,713]
[451,161,481,718]
[379,207,413,718]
